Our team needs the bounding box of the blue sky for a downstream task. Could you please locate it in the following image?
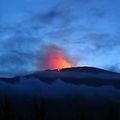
[0,0,120,76]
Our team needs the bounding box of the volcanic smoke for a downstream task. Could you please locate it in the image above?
[38,45,73,70]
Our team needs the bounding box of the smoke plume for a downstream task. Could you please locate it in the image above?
[37,44,75,70]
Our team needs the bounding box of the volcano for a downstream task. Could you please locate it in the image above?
[0,66,120,120]
[37,44,74,70]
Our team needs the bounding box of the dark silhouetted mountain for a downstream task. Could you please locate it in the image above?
[22,66,120,88]
[0,66,120,120]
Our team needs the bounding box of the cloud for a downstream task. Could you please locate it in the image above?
[105,63,120,73]
[81,33,120,52]
[0,31,42,76]
[29,6,73,30]
[0,0,120,75]
[89,7,106,18]
[37,44,76,70]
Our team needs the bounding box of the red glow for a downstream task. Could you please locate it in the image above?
[39,45,73,70]
[46,48,72,70]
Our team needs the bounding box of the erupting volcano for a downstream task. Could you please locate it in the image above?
[46,48,72,70]
[38,45,73,70]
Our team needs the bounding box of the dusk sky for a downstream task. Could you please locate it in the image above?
[0,0,120,76]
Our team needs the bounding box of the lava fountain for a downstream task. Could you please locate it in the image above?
[46,48,72,70]
[38,45,73,70]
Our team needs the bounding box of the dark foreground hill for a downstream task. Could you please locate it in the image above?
[0,67,120,120]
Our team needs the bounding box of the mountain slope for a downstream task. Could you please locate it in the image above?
[0,67,120,120]
[21,67,120,88]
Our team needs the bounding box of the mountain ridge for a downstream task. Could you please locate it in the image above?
[0,66,120,88]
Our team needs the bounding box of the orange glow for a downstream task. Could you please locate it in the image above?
[46,49,72,70]
[38,45,74,70]
[37,44,74,70]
